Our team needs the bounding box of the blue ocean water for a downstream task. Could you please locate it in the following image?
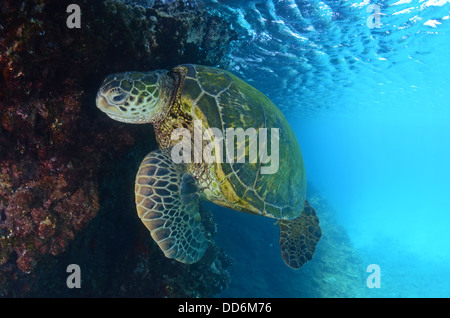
[205,0,450,297]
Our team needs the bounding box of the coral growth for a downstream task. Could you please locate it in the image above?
[0,0,235,296]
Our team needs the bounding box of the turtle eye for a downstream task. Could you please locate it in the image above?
[108,88,129,105]
[113,93,127,103]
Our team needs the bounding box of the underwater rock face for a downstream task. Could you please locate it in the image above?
[0,0,235,297]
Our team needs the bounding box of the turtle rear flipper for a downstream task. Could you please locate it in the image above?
[135,148,207,264]
[279,201,322,269]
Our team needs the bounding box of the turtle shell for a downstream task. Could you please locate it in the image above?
[178,64,306,220]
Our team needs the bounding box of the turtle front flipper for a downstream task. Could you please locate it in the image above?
[279,201,322,269]
[135,148,208,264]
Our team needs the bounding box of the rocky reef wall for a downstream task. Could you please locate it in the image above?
[0,0,236,297]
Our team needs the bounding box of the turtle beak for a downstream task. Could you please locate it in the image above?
[96,92,123,117]
[96,92,110,110]
[96,92,135,123]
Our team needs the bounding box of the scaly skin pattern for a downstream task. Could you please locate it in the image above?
[96,64,321,270]
[96,70,174,124]
[97,64,307,220]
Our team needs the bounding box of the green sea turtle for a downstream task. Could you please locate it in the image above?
[96,64,321,269]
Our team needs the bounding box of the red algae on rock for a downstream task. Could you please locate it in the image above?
[0,0,236,297]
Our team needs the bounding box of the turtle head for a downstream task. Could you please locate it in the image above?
[96,70,174,124]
